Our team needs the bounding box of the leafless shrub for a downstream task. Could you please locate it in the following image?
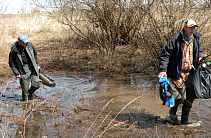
[36,0,211,72]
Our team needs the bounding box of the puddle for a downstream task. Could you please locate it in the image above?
[0,74,210,137]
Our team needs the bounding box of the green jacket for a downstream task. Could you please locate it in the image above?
[9,41,40,76]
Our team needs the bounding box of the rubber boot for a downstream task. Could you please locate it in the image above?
[21,93,28,101]
[28,93,33,100]
[181,116,189,124]
[181,106,191,125]
[28,91,39,100]
[169,107,177,115]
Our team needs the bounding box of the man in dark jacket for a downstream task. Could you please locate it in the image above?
[158,20,204,125]
[9,35,41,101]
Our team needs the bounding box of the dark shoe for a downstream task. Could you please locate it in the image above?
[164,115,179,125]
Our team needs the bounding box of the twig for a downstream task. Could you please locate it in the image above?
[23,99,47,137]
[98,95,143,138]
[0,124,5,138]
[93,111,111,138]
[83,98,113,138]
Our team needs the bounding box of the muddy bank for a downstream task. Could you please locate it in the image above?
[0,74,210,138]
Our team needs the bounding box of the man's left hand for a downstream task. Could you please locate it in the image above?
[198,58,204,63]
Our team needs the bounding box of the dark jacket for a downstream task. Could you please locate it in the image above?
[9,41,40,76]
[159,29,204,80]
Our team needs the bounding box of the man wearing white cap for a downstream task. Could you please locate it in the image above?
[9,35,41,101]
[158,20,204,125]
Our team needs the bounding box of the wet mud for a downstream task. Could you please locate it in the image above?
[0,73,211,138]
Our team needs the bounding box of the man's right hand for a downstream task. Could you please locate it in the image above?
[16,74,21,78]
[158,72,166,80]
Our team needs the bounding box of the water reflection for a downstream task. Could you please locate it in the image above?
[15,112,42,138]
[0,74,159,137]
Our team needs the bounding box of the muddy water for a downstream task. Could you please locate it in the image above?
[0,74,211,137]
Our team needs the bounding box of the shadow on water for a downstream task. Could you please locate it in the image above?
[0,74,162,137]
[0,74,210,137]
[112,113,164,129]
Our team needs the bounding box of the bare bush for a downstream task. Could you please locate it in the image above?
[138,0,211,72]
[36,0,149,57]
[36,0,211,72]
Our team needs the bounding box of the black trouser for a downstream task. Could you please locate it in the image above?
[169,75,195,123]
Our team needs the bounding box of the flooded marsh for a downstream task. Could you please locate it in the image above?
[0,73,211,138]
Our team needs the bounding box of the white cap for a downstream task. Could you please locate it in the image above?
[184,20,198,27]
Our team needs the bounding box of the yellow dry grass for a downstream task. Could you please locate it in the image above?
[0,13,71,76]
[1,11,211,77]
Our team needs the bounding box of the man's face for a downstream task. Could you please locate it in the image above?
[18,40,26,48]
[184,26,196,38]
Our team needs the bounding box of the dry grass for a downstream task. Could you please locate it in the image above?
[0,13,70,76]
[0,9,161,77]
[1,11,211,77]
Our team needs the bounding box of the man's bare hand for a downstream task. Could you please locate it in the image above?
[158,72,166,80]
[16,74,21,78]
[198,58,204,63]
